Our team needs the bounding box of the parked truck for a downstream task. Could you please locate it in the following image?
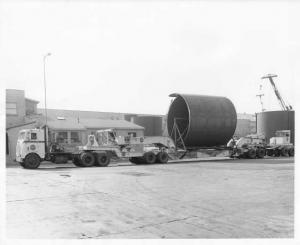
[231,130,294,159]
[16,128,175,169]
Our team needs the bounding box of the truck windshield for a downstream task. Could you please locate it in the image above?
[18,132,26,140]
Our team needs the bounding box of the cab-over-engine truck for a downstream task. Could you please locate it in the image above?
[16,128,173,169]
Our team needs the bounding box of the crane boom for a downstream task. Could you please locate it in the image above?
[261,74,291,111]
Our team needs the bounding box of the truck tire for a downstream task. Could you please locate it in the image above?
[266,149,274,157]
[280,147,289,157]
[95,153,110,167]
[256,148,265,159]
[80,152,95,167]
[289,148,294,157]
[247,148,256,159]
[23,153,41,169]
[156,152,169,163]
[143,152,156,164]
[274,149,281,157]
[72,156,83,167]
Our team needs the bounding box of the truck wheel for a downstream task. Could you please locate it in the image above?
[72,156,83,167]
[95,153,110,167]
[289,148,294,157]
[23,153,41,169]
[247,148,256,159]
[274,149,281,157]
[266,149,274,157]
[280,147,289,157]
[80,152,95,167]
[256,148,265,159]
[143,152,156,164]
[156,152,169,163]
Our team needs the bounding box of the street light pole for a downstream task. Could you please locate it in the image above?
[43,53,51,127]
[43,53,51,151]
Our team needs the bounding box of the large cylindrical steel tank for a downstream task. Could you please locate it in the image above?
[256,110,295,144]
[134,116,163,136]
[167,93,237,147]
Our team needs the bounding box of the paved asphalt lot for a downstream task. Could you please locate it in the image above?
[6,157,294,239]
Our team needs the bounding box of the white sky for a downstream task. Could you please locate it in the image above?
[1,0,299,115]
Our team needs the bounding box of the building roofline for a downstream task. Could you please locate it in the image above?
[6,89,24,92]
[6,121,36,130]
[37,108,165,117]
[25,98,39,103]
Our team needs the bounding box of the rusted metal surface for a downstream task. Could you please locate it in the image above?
[167,93,237,147]
[256,110,295,144]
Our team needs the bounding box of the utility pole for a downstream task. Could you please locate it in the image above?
[43,53,51,127]
[43,53,51,151]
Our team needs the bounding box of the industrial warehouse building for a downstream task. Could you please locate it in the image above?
[6,89,257,163]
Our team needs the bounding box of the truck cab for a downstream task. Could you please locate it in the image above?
[269,130,291,146]
[16,129,45,168]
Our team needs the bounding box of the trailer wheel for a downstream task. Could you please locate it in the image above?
[156,152,169,163]
[280,147,289,157]
[80,152,95,167]
[95,153,110,167]
[256,148,265,159]
[143,152,156,164]
[266,149,274,157]
[247,148,256,159]
[289,148,294,157]
[274,149,281,157]
[72,156,83,167]
[23,153,41,169]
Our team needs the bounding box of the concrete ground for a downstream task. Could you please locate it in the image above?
[6,157,294,239]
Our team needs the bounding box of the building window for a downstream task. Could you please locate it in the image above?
[70,132,80,143]
[128,132,137,137]
[6,103,17,115]
[31,133,37,140]
[56,132,68,143]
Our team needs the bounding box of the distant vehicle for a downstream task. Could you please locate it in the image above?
[266,130,294,157]
[231,130,294,159]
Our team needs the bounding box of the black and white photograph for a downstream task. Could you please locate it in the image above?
[1,0,299,243]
